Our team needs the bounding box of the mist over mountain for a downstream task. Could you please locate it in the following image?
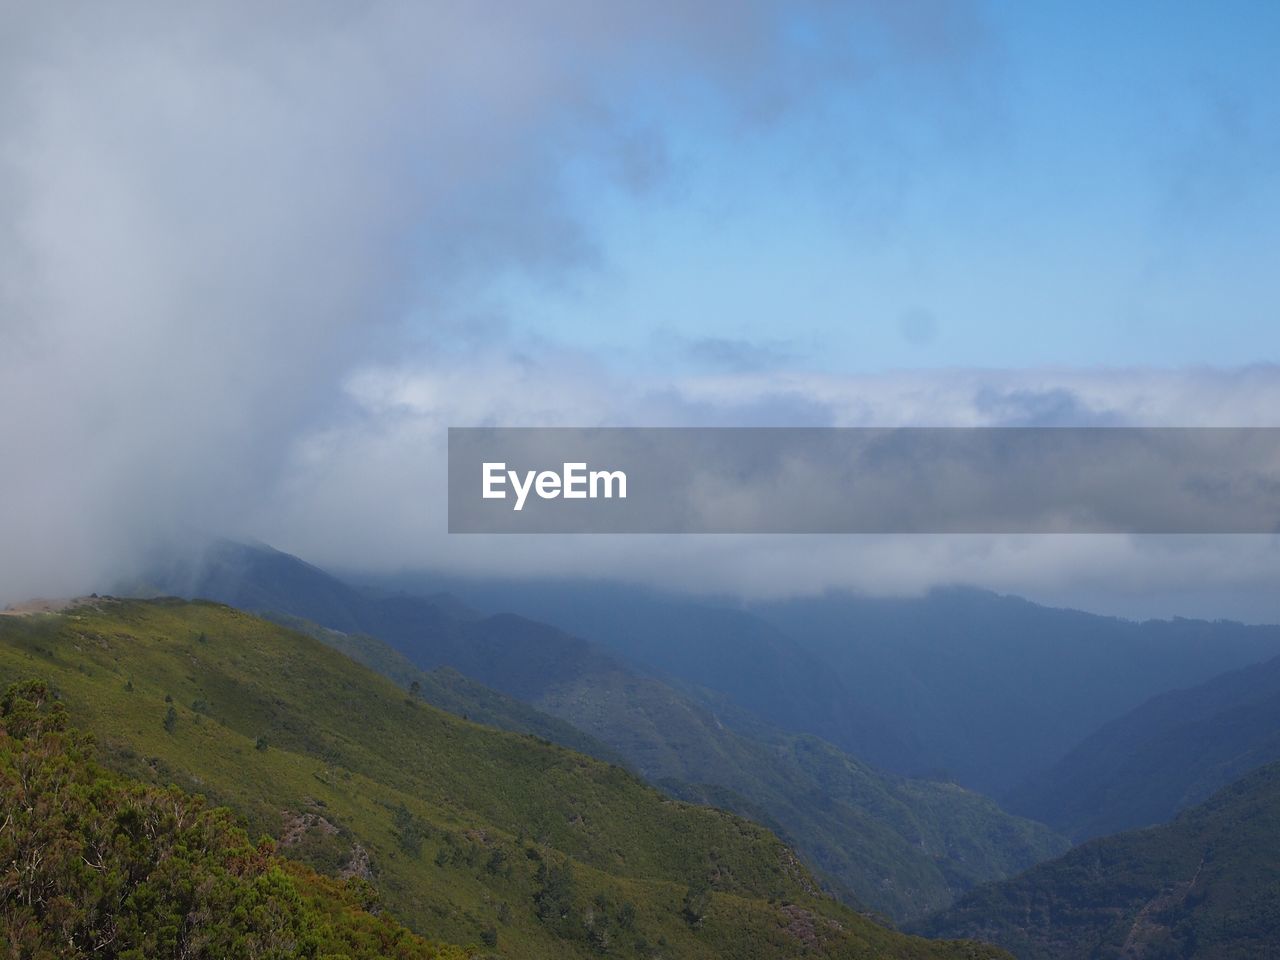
[5,3,1280,957]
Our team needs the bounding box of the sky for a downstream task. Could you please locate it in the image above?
[2,1,1279,617]
[488,0,1280,372]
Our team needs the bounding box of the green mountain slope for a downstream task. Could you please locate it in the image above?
[918,761,1280,959]
[517,656,1067,922]
[0,598,1005,960]
[387,575,920,775]
[291,607,1065,924]
[0,678,465,959]
[268,611,627,768]
[164,541,1065,922]
[1009,651,1280,841]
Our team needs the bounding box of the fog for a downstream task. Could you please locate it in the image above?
[0,0,883,599]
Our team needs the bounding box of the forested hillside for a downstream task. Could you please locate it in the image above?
[919,761,1280,959]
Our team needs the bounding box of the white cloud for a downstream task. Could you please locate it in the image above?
[255,358,1280,620]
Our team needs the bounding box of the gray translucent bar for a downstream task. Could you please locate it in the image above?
[448,427,1280,534]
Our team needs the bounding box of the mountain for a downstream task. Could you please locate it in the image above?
[0,598,1006,960]
[269,610,627,768]
[373,575,920,774]
[1010,650,1280,841]
[366,577,1280,800]
[754,590,1280,796]
[152,540,1066,923]
[918,760,1280,959]
[503,656,1067,922]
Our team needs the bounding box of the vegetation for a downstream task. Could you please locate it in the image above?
[268,612,626,767]
[919,760,1280,958]
[0,598,1009,959]
[167,541,1065,922]
[0,679,464,959]
[528,666,1068,921]
[277,606,1065,922]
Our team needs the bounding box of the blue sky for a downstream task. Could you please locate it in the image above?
[487,0,1280,374]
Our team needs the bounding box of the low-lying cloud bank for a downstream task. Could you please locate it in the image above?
[255,360,1280,621]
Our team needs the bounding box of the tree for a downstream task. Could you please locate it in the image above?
[682,881,712,929]
[534,861,577,933]
[617,901,637,931]
[393,803,428,857]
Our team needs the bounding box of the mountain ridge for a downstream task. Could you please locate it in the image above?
[1009,648,1280,841]
[367,574,1280,798]
[0,597,1006,959]
[148,540,1066,922]
[755,589,1280,795]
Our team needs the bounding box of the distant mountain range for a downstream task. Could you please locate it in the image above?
[144,540,1065,922]
[374,577,921,777]
[394,575,1280,797]
[1009,648,1280,841]
[757,591,1280,795]
[918,759,1280,959]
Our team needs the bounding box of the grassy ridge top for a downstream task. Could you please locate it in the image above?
[0,598,1006,960]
